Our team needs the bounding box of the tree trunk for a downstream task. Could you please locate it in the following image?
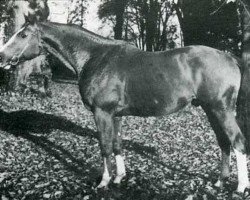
[241,0,250,67]
[145,0,158,51]
[236,0,250,153]
[174,0,203,46]
[67,0,85,27]
[113,0,128,40]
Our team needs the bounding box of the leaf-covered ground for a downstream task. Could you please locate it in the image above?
[0,83,248,200]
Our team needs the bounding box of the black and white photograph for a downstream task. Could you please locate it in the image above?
[0,0,250,199]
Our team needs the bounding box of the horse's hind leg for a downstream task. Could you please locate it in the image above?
[210,108,249,192]
[94,108,114,188]
[113,117,126,184]
[202,106,231,188]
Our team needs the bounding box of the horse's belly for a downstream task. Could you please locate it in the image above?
[116,92,191,117]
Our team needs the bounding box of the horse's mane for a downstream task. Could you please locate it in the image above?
[62,23,112,41]
[39,21,132,46]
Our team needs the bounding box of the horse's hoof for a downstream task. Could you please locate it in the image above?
[96,179,111,189]
[237,184,250,194]
[96,184,108,190]
[113,174,126,184]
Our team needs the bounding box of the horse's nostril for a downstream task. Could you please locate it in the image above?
[12,57,18,62]
[10,56,19,65]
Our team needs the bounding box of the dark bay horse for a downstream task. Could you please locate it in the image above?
[0,22,249,193]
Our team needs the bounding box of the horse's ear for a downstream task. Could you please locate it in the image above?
[24,13,37,25]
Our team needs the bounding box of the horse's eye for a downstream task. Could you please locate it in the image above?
[20,32,27,38]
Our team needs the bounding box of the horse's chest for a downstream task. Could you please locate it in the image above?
[79,69,126,112]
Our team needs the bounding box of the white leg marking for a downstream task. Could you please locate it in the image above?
[234,149,249,193]
[97,158,111,188]
[114,155,126,184]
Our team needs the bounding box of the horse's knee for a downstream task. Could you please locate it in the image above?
[100,142,113,157]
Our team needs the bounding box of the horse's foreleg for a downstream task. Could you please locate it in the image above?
[94,108,114,188]
[113,117,126,184]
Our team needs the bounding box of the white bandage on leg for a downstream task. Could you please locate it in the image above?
[234,149,249,193]
[114,155,126,184]
[97,158,111,188]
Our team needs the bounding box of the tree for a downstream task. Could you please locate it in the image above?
[236,0,250,152]
[67,0,88,27]
[99,0,178,51]
[240,0,250,64]
[98,0,128,40]
[174,0,240,55]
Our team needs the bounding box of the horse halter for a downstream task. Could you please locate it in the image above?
[9,27,42,66]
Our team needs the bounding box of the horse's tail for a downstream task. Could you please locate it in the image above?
[236,57,250,154]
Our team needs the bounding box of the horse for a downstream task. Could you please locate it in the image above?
[0,21,249,194]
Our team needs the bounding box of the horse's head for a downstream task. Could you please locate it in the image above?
[0,23,41,69]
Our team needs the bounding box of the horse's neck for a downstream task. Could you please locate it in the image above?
[39,23,117,75]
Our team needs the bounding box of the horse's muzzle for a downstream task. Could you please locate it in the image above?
[10,56,19,66]
[0,53,19,70]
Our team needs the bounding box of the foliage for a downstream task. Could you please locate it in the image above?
[0,83,246,199]
[67,0,88,27]
[99,0,128,40]
[99,0,242,54]
[174,0,241,55]
[240,0,250,53]
[98,0,178,51]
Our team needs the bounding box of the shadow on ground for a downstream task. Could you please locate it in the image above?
[0,109,237,199]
